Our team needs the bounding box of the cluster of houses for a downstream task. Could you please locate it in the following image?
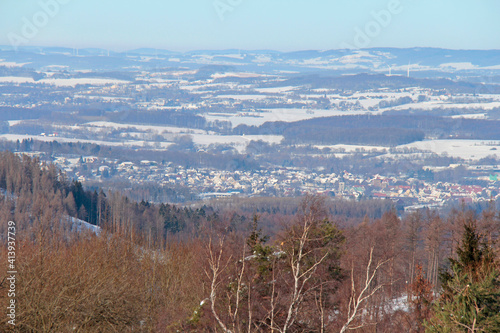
[54,155,500,208]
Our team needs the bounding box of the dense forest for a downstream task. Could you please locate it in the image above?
[273,73,500,94]
[0,152,499,332]
[234,115,500,146]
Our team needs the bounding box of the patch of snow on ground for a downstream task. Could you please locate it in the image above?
[388,101,500,111]
[211,72,262,79]
[255,86,299,93]
[448,113,488,119]
[67,216,101,235]
[315,144,388,152]
[439,62,477,70]
[38,78,129,86]
[0,60,30,67]
[0,76,35,83]
[7,120,24,126]
[0,134,172,149]
[215,94,268,101]
[191,134,283,153]
[204,108,371,127]
[253,55,272,63]
[218,54,245,60]
[85,121,208,134]
[400,140,500,160]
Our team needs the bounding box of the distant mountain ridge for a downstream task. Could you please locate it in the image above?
[1,46,499,75]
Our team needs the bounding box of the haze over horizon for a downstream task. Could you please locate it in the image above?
[1,0,499,52]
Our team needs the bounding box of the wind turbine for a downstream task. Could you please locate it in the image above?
[407,61,411,78]
[387,65,392,76]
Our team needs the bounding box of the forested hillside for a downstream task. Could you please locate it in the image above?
[0,153,499,332]
[234,115,500,146]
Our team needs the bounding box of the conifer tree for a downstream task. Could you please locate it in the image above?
[425,219,500,332]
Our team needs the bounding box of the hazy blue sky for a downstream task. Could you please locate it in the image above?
[1,0,499,51]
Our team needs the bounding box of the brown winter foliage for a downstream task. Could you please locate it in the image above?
[0,229,207,332]
[0,152,498,332]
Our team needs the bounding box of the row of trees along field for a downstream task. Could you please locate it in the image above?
[0,152,499,332]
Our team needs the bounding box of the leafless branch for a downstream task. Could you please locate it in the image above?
[339,247,391,333]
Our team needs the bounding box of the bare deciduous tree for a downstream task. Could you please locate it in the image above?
[340,247,391,333]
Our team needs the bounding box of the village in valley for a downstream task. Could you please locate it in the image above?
[1,46,499,209]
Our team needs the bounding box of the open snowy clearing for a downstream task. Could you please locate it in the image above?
[0,126,282,153]
[214,94,269,101]
[0,76,129,86]
[0,134,173,149]
[0,60,30,67]
[0,76,35,84]
[314,144,388,153]
[204,108,371,127]
[448,113,488,119]
[387,100,500,111]
[191,134,283,153]
[38,78,130,86]
[255,86,299,93]
[84,121,209,135]
[399,140,500,160]
[67,216,101,235]
[211,72,263,79]
[7,120,25,126]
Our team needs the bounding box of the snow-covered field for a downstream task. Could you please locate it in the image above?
[448,113,488,119]
[0,76,129,86]
[388,101,500,112]
[85,121,208,135]
[400,140,500,160]
[191,134,283,153]
[314,144,388,153]
[70,121,282,152]
[0,76,35,84]
[215,94,269,101]
[211,72,263,79]
[0,60,30,67]
[0,134,172,149]
[255,86,299,93]
[204,108,371,127]
[1,121,282,153]
[38,78,129,86]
